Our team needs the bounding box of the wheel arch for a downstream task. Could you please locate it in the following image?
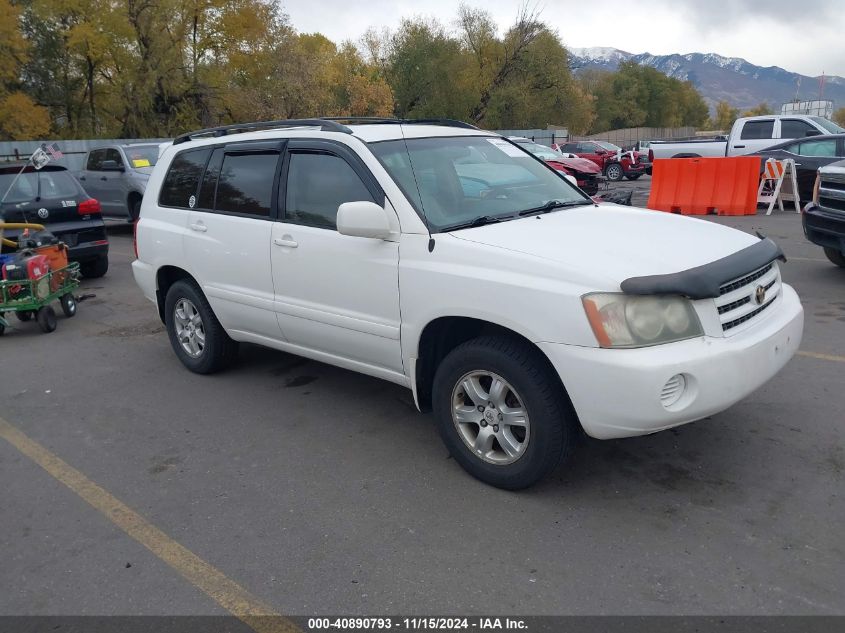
[413,316,577,420]
[155,265,197,323]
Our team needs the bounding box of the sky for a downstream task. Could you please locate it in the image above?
[281,0,845,78]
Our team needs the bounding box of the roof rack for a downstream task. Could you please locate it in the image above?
[172,119,353,145]
[171,117,481,146]
[320,117,480,130]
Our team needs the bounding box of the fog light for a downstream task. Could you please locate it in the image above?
[660,374,686,408]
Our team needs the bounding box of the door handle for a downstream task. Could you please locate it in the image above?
[79,176,86,181]
[733,145,745,149]
[189,222,207,233]
[273,237,298,248]
[100,176,108,181]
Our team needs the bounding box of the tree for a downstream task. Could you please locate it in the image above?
[711,100,739,131]
[742,102,773,117]
[832,107,845,127]
[0,0,51,139]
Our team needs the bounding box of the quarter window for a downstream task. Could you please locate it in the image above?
[284,153,374,230]
[740,120,774,140]
[159,149,211,208]
[215,152,278,217]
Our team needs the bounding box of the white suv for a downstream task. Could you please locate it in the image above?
[133,118,804,489]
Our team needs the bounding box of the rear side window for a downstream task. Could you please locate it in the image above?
[740,120,774,140]
[798,140,837,157]
[159,149,211,208]
[214,152,278,217]
[284,153,374,230]
[86,149,106,170]
[780,119,818,139]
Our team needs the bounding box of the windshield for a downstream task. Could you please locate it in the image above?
[369,136,589,232]
[811,117,845,134]
[123,145,159,168]
[0,170,78,204]
[514,140,564,161]
[597,141,621,152]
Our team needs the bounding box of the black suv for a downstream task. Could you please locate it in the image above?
[0,164,109,278]
[802,159,845,268]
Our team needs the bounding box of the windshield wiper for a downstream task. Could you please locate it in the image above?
[440,215,506,232]
[518,199,591,216]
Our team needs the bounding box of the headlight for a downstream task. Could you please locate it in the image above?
[582,293,703,348]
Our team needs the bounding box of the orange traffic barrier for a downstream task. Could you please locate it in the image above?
[647,156,762,216]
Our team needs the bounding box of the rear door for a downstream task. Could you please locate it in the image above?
[270,139,402,374]
[183,142,284,340]
[731,119,775,155]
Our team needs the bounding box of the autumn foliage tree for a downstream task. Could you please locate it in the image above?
[1,0,713,139]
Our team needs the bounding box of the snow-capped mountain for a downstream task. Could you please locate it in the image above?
[568,47,845,112]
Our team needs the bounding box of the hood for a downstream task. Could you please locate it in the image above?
[547,157,600,174]
[448,204,758,289]
[132,167,153,177]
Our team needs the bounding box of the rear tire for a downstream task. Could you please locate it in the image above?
[36,306,57,333]
[432,335,576,490]
[824,247,845,268]
[164,279,239,374]
[80,255,109,279]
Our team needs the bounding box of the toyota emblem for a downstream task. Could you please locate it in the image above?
[37,207,49,219]
[754,285,766,305]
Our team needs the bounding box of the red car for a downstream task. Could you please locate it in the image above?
[510,138,602,195]
[556,140,648,182]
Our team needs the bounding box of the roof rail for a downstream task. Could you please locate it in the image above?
[172,119,353,145]
[320,117,480,130]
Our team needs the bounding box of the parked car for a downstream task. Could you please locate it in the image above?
[556,140,647,181]
[802,159,845,268]
[0,164,109,278]
[751,134,845,204]
[78,143,160,220]
[133,118,803,489]
[509,137,602,194]
[649,115,845,159]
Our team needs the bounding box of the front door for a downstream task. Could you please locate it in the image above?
[270,140,403,375]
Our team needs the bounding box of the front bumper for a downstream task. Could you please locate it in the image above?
[539,284,803,439]
[802,203,845,253]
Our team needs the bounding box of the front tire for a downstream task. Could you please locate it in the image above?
[824,247,845,268]
[605,163,623,181]
[164,280,238,374]
[432,336,576,489]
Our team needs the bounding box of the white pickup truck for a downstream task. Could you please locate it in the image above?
[649,115,844,159]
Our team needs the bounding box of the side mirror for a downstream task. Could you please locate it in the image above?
[337,201,392,240]
[804,130,821,137]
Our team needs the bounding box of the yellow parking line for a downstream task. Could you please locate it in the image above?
[797,350,845,363]
[0,416,299,633]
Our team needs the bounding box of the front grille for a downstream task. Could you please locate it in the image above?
[714,262,781,335]
[719,263,772,296]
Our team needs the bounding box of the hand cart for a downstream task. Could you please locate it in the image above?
[0,222,80,335]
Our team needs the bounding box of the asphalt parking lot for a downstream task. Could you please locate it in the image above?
[1,185,844,619]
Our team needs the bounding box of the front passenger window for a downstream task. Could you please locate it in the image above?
[284,153,374,230]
